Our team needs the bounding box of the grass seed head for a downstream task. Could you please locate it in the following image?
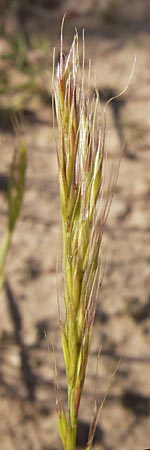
[54,21,109,450]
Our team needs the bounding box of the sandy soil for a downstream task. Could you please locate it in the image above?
[0,1,150,449]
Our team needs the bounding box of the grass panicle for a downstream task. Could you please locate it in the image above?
[0,141,27,290]
[54,22,110,450]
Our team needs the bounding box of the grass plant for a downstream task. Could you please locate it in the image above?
[53,22,112,450]
[0,29,50,110]
[99,0,118,24]
[0,140,27,290]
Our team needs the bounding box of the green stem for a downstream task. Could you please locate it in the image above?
[0,229,11,288]
[66,418,77,450]
[61,214,78,450]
